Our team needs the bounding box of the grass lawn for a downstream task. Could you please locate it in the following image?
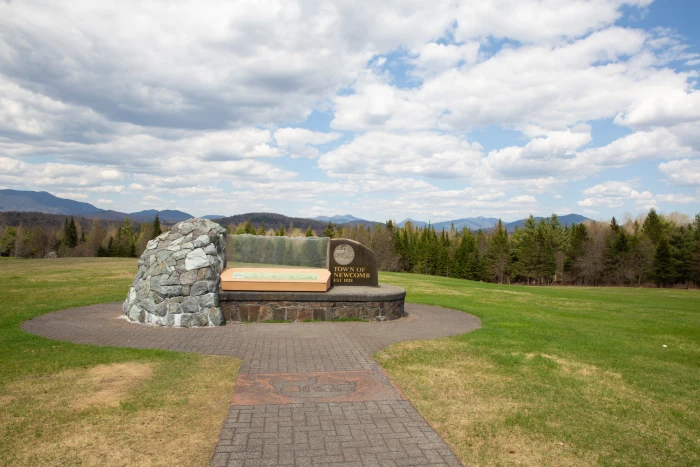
[0,257,239,467]
[2,258,698,466]
[377,272,700,467]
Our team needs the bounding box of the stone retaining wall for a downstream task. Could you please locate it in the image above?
[221,298,404,322]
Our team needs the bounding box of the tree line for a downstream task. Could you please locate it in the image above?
[2,209,699,287]
[338,210,699,288]
[0,215,162,259]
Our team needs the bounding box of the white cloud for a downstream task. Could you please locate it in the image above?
[614,90,700,129]
[0,0,460,130]
[96,198,113,204]
[658,159,700,186]
[332,26,697,134]
[318,131,483,179]
[0,0,696,220]
[332,78,437,131]
[509,195,537,204]
[579,127,695,166]
[486,126,592,178]
[578,181,697,209]
[453,0,652,43]
[409,42,480,76]
[273,128,342,158]
[0,156,127,188]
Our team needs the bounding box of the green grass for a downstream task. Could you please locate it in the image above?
[0,258,239,466]
[2,258,698,466]
[376,272,700,466]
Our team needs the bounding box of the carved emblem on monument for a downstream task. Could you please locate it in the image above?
[333,244,355,265]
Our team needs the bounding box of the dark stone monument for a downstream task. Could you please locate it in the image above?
[328,239,378,287]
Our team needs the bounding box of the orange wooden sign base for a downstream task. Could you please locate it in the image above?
[219,267,331,292]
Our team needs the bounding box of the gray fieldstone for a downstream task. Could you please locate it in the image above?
[179,270,198,285]
[181,296,199,314]
[191,280,215,296]
[193,234,210,248]
[185,248,209,270]
[123,218,226,327]
[208,308,224,326]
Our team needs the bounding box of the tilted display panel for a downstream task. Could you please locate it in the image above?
[227,234,329,269]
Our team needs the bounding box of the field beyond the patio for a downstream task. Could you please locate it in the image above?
[377,272,700,466]
[1,258,698,466]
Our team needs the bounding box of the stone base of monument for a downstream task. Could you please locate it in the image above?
[219,284,406,322]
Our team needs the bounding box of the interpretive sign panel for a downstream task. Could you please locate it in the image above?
[232,271,319,281]
[221,267,331,292]
[328,239,378,287]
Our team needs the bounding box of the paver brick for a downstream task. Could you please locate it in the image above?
[22,303,478,466]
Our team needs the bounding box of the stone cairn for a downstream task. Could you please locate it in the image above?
[123,218,227,327]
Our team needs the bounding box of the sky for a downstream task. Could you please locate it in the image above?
[1,0,699,223]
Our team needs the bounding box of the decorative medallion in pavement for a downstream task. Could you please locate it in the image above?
[272,377,356,398]
[231,370,405,405]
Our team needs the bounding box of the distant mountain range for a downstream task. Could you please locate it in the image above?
[398,214,591,232]
[0,189,194,223]
[0,189,593,231]
[314,214,382,228]
[399,216,499,231]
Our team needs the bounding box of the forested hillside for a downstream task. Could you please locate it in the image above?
[2,209,698,287]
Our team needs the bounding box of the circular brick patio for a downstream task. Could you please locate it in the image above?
[22,302,481,466]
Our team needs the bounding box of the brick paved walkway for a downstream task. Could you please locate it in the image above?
[23,303,480,466]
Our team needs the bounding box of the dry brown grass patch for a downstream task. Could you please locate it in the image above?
[380,342,605,466]
[73,362,155,408]
[0,355,239,467]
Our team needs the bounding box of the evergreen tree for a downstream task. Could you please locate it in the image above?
[64,217,78,248]
[643,208,665,245]
[533,220,556,284]
[511,216,537,283]
[565,223,588,280]
[653,236,674,286]
[669,226,694,284]
[487,219,510,283]
[107,236,115,257]
[604,219,630,284]
[151,214,162,239]
[257,221,266,236]
[0,227,17,256]
[323,221,335,238]
[244,219,256,234]
[305,226,314,237]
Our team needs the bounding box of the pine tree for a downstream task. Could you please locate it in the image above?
[151,214,162,239]
[244,219,256,234]
[643,208,665,246]
[257,222,266,236]
[511,215,537,283]
[65,217,78,248]
[323,221,335,238]
[653,236,674,287]
[305,226,314,237]
[487,219,510,283]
